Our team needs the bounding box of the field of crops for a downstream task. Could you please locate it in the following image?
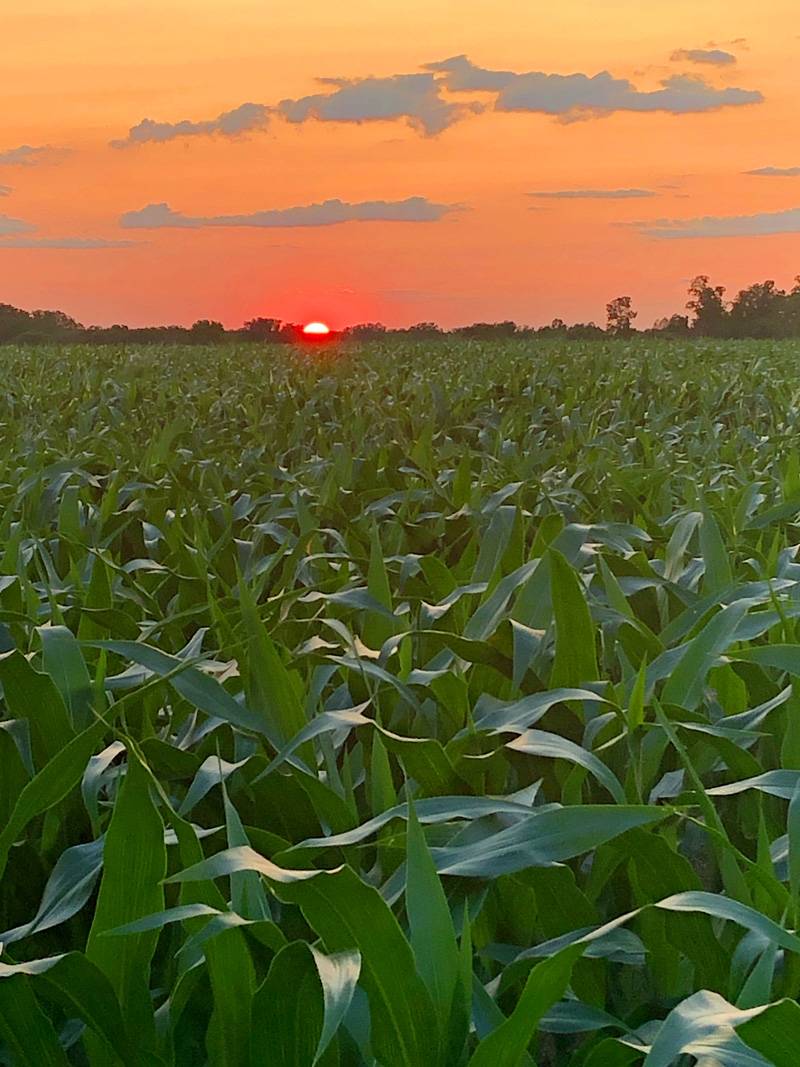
[6,337,800,1066]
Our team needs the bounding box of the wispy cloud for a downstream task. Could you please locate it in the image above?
[746,166,800,177]
[0,186,10,197]
[427,55,762,119]
[0,144,55,166]
[111,103,269,148]
[671,48,737,65]
[638,207,800,239]
[530,188,656,199]
[120,197,460,229]
[0,212,134,248]
[0,236,136,249]
[0,214,34,235]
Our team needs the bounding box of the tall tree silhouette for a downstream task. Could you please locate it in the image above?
[606,296,637,335]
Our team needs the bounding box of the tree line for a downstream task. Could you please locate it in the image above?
[2,275,800,344]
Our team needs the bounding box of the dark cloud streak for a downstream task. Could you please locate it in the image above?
[746,166,800,177]
[530,188,656,199]
[120,197,460,229]
[671,48,737,65]
[638,207,800,239]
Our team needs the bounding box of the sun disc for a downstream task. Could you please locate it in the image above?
[303,321,331,336]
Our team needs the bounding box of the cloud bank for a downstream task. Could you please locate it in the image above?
[428,56,762,119]
[746,166,800,177]
[671,48,737,65]
[639,207,800,239]
[114,54,763,145]
[530,188,656,199]
[112,102,270,147]
[120,197,458,229]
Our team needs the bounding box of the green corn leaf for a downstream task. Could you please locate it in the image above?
[468,944,583,1067]
[86,749,166,1061]
[549,548,598,688]
[406,800,460,1028]
[276,865,440,1067]
[0,975,71,1067]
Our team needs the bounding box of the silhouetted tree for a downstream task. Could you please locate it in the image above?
[687,275,729,336]
[242,317,282,340]
[30,309,82,338]
[566,321,605,339]
[606,296,637,335]
[344,323,388,340]
[404,322,442,337]
[728,280,786,338]
[0,303,31,341]
[653,314,691,336]
[453,322,518,340]
[189,319,226,343]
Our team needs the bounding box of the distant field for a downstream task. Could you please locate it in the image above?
[3,338,800,1065]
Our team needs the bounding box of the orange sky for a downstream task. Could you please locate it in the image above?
[1,0,799,328]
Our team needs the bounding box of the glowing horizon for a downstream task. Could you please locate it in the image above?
[1,1,798,329]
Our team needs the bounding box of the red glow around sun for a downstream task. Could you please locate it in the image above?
[303,321,330,335]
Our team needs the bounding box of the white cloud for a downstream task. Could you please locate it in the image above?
[638,207,800,239]
[671,48,737,65]
[530,188,656,199]
[111,102,269,147]
[746,166,800,177]
[120,197,459,229]
[427,56,762,119]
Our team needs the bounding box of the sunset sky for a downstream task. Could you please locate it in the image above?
[2,0,800,329]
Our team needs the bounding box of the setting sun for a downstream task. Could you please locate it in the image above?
[303,321,331,336]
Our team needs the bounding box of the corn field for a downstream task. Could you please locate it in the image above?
[3,338,800,1065]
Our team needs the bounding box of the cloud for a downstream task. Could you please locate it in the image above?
[638,207,800,239]
[111,102,269,147]
[113,76,479,144]
[671,48,737,65]
[0,144,53,166]
[0,186,10,197]
[426,55,762,119]
[120,197,459,229]
[0,236,136,248]
[277,73,481,135]
[0,212,134,248]
[746,166,800,177]
[530,188,656,199]
[115,54,763,147]
[425,56,516,92]
[0,214,34,235]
